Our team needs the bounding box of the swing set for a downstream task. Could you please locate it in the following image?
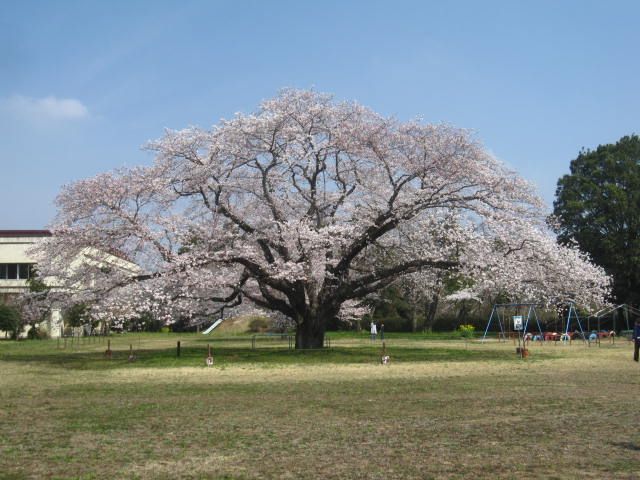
[482,301,587,343]
[588,303,637,333]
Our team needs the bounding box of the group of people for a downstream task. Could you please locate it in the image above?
[370,321,385,341]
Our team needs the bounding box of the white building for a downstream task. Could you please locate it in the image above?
[0,230,64,337]
[0,230,141,338]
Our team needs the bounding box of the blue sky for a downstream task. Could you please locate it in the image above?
[1,0,639,228]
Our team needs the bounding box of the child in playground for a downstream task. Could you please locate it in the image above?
[634,319,640,362]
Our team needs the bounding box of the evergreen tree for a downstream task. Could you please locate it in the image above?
[553,135,640,304]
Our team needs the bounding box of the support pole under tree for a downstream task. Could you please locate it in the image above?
[380,341,389,364]
[176,341,181,358]
[206,344,213,366]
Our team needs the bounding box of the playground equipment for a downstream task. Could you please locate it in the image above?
[482,301,587,343]
[482,303,544,342]
[562,301,587,341]
[588,304,638,333]
[202,318,223,335]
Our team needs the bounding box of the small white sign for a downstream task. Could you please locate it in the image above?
[513,316,523,331]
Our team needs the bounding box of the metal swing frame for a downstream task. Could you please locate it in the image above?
[482,303,545,342]
[589,303,637,333]
[562,301,587,341]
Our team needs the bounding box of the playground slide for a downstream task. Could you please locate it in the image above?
[202,319,223,335]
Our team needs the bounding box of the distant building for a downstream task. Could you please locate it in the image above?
[0,230,63,337]
[0,230,141,338]
[0,230,51,302]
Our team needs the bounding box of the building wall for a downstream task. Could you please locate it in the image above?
[0,235,38,295]
[0,231,62,338]
[0,230,141,339]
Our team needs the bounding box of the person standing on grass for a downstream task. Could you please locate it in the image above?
[634,319,640,362]
[380,322,385,341]
[370,321,377,341]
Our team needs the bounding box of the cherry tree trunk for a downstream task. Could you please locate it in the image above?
[295,314,327,349]
[423,294,439,332]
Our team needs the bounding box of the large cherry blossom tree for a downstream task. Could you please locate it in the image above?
[33,90,610,348]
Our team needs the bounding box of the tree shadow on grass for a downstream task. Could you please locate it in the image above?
[0,343,520,370]
[611,441,640,451]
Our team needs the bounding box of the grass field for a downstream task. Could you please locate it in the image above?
[0,333,639,479]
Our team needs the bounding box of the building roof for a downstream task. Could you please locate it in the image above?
[0,230,52,238]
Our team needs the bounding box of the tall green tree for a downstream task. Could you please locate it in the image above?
[0,304,21,340]
[553,135,640,304]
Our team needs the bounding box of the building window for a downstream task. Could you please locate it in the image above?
[7,264,17,279]
[0,263,34,280]
[18,264,30,279]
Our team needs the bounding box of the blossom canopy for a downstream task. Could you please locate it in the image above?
[33,89,610,348]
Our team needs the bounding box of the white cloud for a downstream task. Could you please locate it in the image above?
[1,95,89,120]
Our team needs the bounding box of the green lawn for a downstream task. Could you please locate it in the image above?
[0,333,638,479]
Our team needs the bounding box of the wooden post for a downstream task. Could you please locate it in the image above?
[206,344,213,366]
[105,339,112,359]
[380,341,390,364]
[177,341,181,357]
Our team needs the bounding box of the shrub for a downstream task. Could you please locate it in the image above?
[247,316,270,333]
[126,312,164,332]
[27,324,49,340]
[458,324,476,338]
